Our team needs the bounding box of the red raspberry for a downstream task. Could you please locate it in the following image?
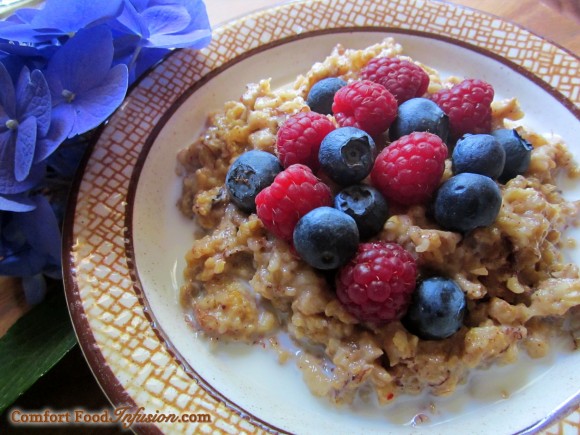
[332,80,397,137]
[360,57,429,104]
[255,164,332,241]
[336,242,417,324]
[276,111,336,171]
[431,78,494,140]
[371,132,447,205]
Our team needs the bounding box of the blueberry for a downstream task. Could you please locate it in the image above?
[225,150,282,213]
[293,206,359,270]
[491,128,533,183]
[389,98,449,143]
[319,127,376,185]
[433,172,502,233]
[307,77,347,115]
[452,134,506,179]
[403,277,466,340]
[334,184,389,239]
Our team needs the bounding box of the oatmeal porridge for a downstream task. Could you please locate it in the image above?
[176,38,580,406]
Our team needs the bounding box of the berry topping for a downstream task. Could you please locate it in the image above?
[431,78,494,141]
[336,242,418,324]
[276,111,336,171]
[225,150,283,213]
[255,164,332,241]
[293,207,359,270]
[319,126,376,186]
[491,128,534,183]
[433,172,502,233]
[403,277,466,340]
[306,77,347,115]
[371,132,447,205]
[332,80,398,137]
[452,133,506,179]
[389,97,449,143]
[334,184,389,239]
[360,57,429,104]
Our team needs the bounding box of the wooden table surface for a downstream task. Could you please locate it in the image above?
[0,0,579,433]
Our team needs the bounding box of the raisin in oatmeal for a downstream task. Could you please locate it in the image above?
[176,38,580,406]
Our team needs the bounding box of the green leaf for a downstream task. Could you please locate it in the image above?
[0,287,77,413]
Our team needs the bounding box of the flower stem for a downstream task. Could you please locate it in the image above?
[127,44,143,76]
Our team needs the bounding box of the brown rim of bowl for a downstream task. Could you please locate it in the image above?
[62,10,580,435]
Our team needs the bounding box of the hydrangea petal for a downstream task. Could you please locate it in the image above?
[0,63,16,117]
[66,64,128,137]
[0,21,39,44]
[0,41,55,59]
[0,51,26,83]
[130,46,170,84]
[0,225,44,276]
[0,195,60,276]
[111,30,142,61]
[113,0,150,38]
[0,133,16,189]
[21,195,61,261]
[30,0,124,34]
[14,65,29,101]
[46,26,115,96]
[43,264,62,280]
[146,28,211,49]
[0,193,36,212]
[16,69,51,137]
[142,5,190,35]
[14,115,37,182]
[22,274,48,305]
[46,139,88,178]
[176,0,211,36]
[183,0,211,26]
[0,42,56,77]
[129,0,149,10]
[13,8,38,24]
[0,108,9,124]
[0,215,25,272]
[0,8,65,44]
[0,253,42,277]
[34,104,72,162]
[44,67,64,107]
[0,132,45,194]
[139,0,211,48]
[110,0,211,50]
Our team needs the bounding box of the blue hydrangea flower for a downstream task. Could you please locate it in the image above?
[0,0,124,44]
[0,194,61,278]
[22,273,48,305]
[0,51,33,83]
[0,0,212,287]
[45,25,129,138]
[109,0,211,82]
[114,0,211,49]
[0,63,67,195]
[29,0,124,36]
[0,8,39,43]
[0,192,36,212]
[0,41,60,82]
[46,138,89,179]
[111,33,170,84]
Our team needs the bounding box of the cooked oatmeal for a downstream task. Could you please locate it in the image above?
[176,38,580,405]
